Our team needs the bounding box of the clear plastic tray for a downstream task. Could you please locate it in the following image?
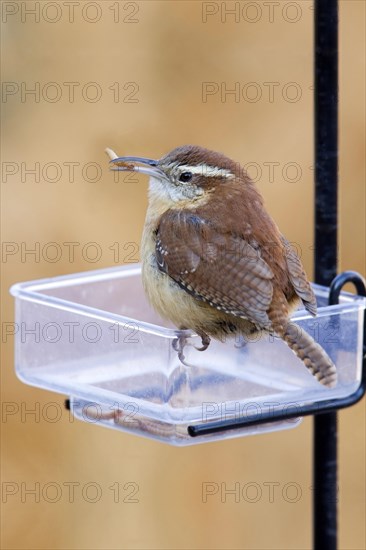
[10,265,366,446]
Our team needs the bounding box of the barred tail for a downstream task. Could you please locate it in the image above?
[283,322,337,388]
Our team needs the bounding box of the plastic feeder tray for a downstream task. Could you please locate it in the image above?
[10,265,366,446]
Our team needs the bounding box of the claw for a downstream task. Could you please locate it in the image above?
[172,335,188,362]
[172,335,194,367]
[195,333,211,352]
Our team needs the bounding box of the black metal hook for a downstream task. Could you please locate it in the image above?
[329,270,366,304]
[329,270,366,355]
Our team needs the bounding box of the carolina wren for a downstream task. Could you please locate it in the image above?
[107,145,337,388]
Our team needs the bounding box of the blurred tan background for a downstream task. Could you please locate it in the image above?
[1,1,365,549]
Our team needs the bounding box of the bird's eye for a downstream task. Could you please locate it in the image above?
[179,171,193,183]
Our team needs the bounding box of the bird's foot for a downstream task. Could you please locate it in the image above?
[172,332,210,367]
[172,334,188,363]
[234,335,247,349]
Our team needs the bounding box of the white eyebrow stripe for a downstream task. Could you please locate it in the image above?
[179,164,234,178]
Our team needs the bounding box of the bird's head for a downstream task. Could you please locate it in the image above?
[108,145,245,206]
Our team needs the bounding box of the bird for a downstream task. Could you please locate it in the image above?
[106,145,337,388]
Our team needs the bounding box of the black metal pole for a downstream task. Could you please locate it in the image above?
[314,1,338,549]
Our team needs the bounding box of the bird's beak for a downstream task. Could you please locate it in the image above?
[105,148,166,180]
